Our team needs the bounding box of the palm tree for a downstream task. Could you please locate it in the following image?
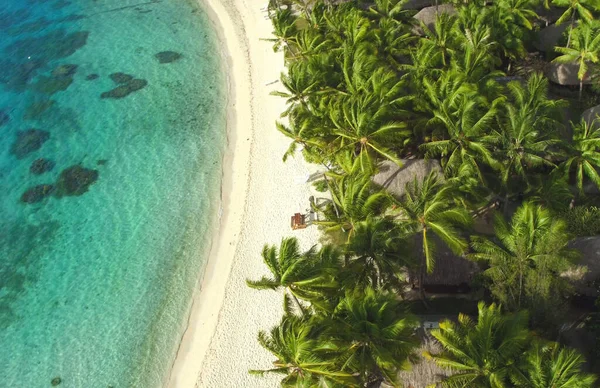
[426,302,531,388]
[328,94,409,169]
[492,73,565,198]
[343,216,413,291]
[266,9,298,53]
[316,174,391,241]
[272,60,324,113]
[324,288,419,387]
[496,0,539,31]
[561,117,600,195]
[418,12,459,68]
[511,341,597,387]
[552,0,598,47]
[420,89,502,182]
[395,172,472,297]
[470,202,580,321]
[246,238,339,315]
[250,314,357,387]
[553,23,600,99]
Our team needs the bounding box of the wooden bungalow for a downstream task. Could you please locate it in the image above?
[395,339,452,388]
[409,237,481,294]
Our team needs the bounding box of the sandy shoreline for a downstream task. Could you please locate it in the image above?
[167,0,320,387]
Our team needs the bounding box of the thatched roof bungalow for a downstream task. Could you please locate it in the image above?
[372,159,443,199]
[409,238,481,293]
[545,62,592,86]
[533,23,568,52]
[372,160,480,293]
[412,4,456,35]
[396,339,451,388]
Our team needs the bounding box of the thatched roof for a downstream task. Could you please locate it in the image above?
[533,23,568,52]
[412,4,456,35]
[565,237,600,298]
[397,339,451,388]
[545,62,592,86]
[410,241,481,287]
[582,105,600,128]
[372,159,443,199]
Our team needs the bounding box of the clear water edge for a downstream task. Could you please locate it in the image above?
[0,0,228,386]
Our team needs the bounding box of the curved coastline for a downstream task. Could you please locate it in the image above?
[167,0,321,386]
[166,0,254,385]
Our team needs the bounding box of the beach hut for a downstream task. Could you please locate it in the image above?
[372,159,443,199]
[582,105,600,128]
[396,339,453,388]
[545,62,592,86]
[412,4,456,35]
[408,240,481,294]
[534,23,568,52]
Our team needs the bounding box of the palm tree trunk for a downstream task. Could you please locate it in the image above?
[322,174,341,219]
[579,79,583,101]
[567,12,575,49]
[419,247,429,308]
[503,192,510,217]
[290,291,306,316]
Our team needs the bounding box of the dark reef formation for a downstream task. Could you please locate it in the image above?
[101,78,147,99]
[20,165,99,204]
[30,158,55,175]
[32,64,78,95]
[10,129,50,159]
[0,109,9,126]
[21,184,55,204]
[23,100,55,120]
[109,72,134,84]
[155,51,182,64]
[54,165,99,197]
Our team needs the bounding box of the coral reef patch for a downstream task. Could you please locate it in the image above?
[54,165,99,197]
[101,79,147,99]
[10,129,50,159]
[21,184,55,204]
[30,158,55,175]
[155,51,182,64]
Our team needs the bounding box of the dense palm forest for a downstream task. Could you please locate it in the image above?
[248,0,600,386]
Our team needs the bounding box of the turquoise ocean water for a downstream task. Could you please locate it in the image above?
[0,0,226,386]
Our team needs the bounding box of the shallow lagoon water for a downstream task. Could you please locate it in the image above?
[0,0,226,386]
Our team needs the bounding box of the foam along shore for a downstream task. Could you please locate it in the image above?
[167,0,321,386]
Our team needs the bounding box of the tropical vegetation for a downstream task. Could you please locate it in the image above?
[248,0,600,385]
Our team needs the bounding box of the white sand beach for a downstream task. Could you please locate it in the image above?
[167,0,320,386]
